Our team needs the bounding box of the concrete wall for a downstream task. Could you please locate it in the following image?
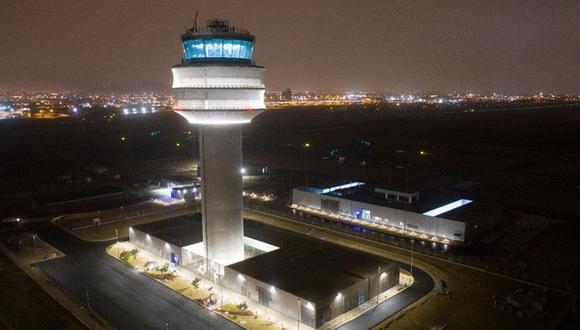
[199,125,245,265]
[223,267,317,328]
[315,262,399,327]
[129,227,183,265]
[293,189,468,242]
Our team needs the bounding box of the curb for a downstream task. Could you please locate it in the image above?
[105,245,246,330]
[244,209,441,329]
[0,244,113,330]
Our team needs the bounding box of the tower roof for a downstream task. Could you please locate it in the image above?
[180,18,256,64]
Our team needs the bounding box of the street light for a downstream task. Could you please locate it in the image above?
[377,266,381,304]
[410,240,415,280]
[115,228,119,256]
[297,298,301,330]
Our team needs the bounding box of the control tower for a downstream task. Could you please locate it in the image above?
[172,18,265,265]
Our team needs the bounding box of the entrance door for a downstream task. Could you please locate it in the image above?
[257,286,271,307]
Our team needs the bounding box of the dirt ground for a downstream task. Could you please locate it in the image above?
[13,238,64,265]
[0,253,86,329]
[107,243,286,330]
[374,260,570,330]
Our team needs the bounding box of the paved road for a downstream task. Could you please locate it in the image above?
[337,264,433,330]
[29,222,240,330]
[27,218,433,330]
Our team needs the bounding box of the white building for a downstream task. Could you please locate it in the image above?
[292,183,501,244]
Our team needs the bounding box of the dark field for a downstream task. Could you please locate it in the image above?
[1,101,579,219]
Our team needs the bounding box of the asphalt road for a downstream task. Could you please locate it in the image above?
[337,264,433,330]
[27,219,433,330]
[30,222,240,330]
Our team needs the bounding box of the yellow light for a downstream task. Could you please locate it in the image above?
[176,143,181,147]
[419,150,426,156]
[121,137,126,141]
[304,143,311,148]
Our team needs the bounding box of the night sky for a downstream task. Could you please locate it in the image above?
[0,0,578,93]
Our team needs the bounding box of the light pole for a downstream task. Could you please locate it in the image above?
[410,241,415,278]
[377,266,381,305]
[297,298,301,330]
[217,273,223,309]
[115,228,119,256]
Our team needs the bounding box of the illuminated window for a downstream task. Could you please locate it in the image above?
[232,40,241,57]
[223,40,233,57]
[182,38,253,60]
[193,39,204,58]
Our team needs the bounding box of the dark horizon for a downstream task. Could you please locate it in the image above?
[0,0,578,94]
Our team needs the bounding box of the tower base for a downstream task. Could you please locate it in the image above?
[199,125,245,265]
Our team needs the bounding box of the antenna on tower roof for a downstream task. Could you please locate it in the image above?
[193,11,199,32]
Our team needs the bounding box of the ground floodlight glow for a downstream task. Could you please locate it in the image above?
[422,199,473,217]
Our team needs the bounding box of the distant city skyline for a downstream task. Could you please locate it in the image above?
[0,0,578,94]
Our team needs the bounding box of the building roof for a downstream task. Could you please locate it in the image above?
[231,221,396,304]
[297,184,498,225]
[133,216,396,304]
[134,215,202,247]
[324,186,458,214]
[161,174,198,184]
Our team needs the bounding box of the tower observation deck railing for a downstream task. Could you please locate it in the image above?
[184,25,250,36]
[184,18,250,36]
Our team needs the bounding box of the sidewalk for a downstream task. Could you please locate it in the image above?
[110,242,411,330]
[319,272,414,330]
[0,244,111,330]
[110,241,309,330]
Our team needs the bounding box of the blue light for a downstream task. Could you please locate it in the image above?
[423,199,473,217]
[183,39,254,60]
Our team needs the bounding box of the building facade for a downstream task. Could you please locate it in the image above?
[171,18,266,265]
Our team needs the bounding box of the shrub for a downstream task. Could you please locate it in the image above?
[129,248,140,259]
[159,263,169,274]
[237,301,248,311]
[191,277,201,289]
[119,251,130,262]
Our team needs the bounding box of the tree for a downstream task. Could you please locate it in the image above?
[237,301,248,311]
[159,263,169,274]
[129,248,140,259]
[191,277,201,289]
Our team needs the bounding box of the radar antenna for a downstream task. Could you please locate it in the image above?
[193,11,198,32]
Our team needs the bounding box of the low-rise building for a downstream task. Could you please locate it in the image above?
[292,182,502,245]
[129,216,400,328]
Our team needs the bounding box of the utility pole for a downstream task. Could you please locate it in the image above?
[297,298,301,330]
[115,228,119,256]
[410,242,415,277]
[377,266,381,305]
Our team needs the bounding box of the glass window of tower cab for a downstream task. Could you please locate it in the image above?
[180,18,256,64]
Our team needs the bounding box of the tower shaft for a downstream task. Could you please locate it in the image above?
[172,18,265,266]
[199,125,244,265]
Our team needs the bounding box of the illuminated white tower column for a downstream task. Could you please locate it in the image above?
[171,18,265,265]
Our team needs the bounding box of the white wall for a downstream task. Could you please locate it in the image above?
[293,189,468,242]
[129,228,183,265]
[223,267,315,326]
